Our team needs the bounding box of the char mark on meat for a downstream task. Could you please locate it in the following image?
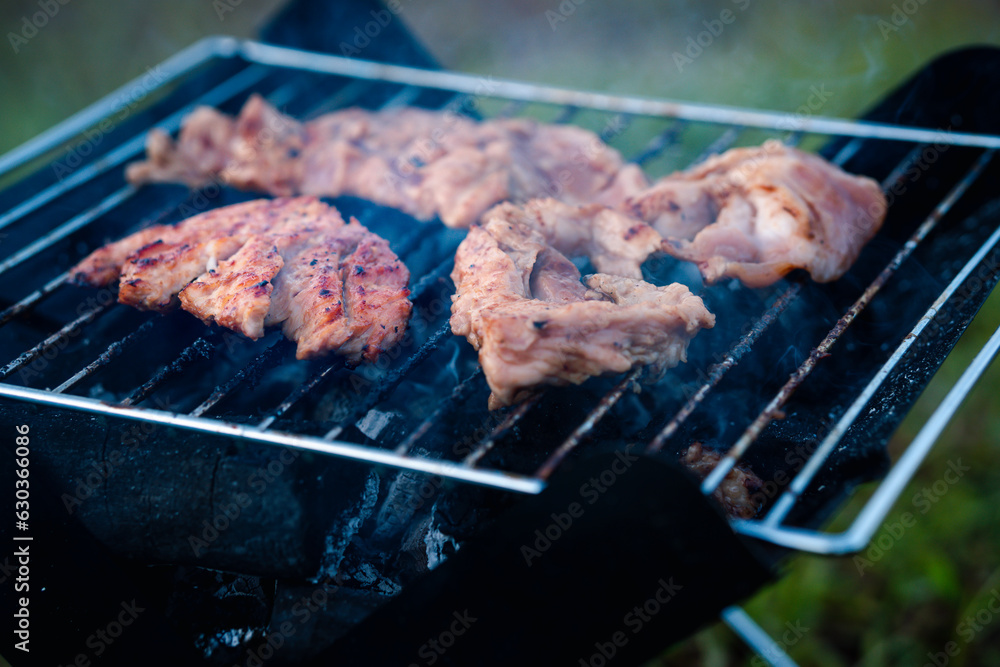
[71,197,411,364]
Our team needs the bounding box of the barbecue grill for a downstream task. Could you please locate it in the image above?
[2,2,1000,665]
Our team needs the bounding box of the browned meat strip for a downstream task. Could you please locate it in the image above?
[71,200,307,292]
[112,198,329,311]
[680,443,764,519]
[626,140,888,286]
[263,221,412,362]
[178,236,284,341]
[126,96,644,229]
[450,219,714,408]
[177,207,344,340]
[72,197,411,364]
[71,221,177,288]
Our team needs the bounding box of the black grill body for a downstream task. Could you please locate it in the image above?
[1,2,999,665]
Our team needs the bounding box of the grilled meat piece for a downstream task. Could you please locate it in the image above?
[125,106,237,190]
[485,141,886,288]
[680,443,764,520]
[483,198,663,279]
[450,219,714,408]
[126,95,644,228]
[262,222,411,362]
[177,205,344,341]
[116,198,328,312]
[71,197,411,364]
[73,198,302,309]
[627,140,887,286]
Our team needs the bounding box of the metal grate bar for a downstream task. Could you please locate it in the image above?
[701,149,994,495]
[238,38,1000,148]
[692,126,743,165]
[324,321,454,440]
[535,367,642,480]
[0,382,547,493]
[831,137,865,167]
[759,184,1000,531]
[0,274,68,328]
[0,38,233,178]
[393,367,484,455]
[631,119,687,166]
[119,334,218,407]
[408,260,455,301]
[190,339,289,418]
[0,173,255,327]
[721,606,799,667]
[647,280,803,454]
[737,319,1000,553]
[255,359,344,431]
[299,80,376,118]
[0,185,137,277]
[0,64,272,235]
[381,85,422,109]
[0,302,111,380]
[463,394,541,467]
[52,318,157,394]
[551,105,579,124]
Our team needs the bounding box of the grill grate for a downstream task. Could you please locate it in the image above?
[2,36,1000,552]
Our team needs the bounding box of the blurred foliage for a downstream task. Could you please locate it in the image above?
[2,0,1000,664]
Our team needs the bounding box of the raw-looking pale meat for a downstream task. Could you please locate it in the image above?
[626,140,887,286]
[485,141,887,288]
[450,218,714,408]
[125,95,648,229]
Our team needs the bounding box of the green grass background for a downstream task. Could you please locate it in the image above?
[2,1,1000,664]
